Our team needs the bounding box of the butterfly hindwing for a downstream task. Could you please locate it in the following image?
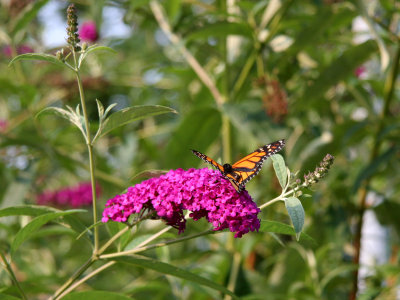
[191,139,285,193]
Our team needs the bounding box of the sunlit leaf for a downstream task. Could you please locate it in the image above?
[0,205,56,217]
[97,105,177,140]
[11,210,86,256]
[9,53,65,68]
[271,154,287,189]
[260,220,314,242]
[284,197,305,240]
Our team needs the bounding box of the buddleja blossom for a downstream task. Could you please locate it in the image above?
[102,168,261,238]
[37,182,101,208]
[79,21,99,43]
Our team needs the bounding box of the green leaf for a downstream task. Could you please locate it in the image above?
[129,169,168,182]
[374,200,400,235]
[284,197,305,240]
[0,205,56,217]
[352,146,396,192]
[186,21,253,41]
[0,294,21,300]
[270,154,287,189]
[62,291,132,300]
[166,107,222,169]
[36,106,87,139]
[301,40,377,103]
[9,53,65,68]
[223,101,286,142]
[78,45,117,67]
[11,210,85,256]
[259,220,313,242]
[10,0,49,36]
[111,256,239,299]
[97,105,177,140]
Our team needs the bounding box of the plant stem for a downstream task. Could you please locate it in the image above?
[98,225,131,254]
[224,252,241,300]
[349,43,400,300]
[56,261,116,300]
[52,257,94,300]
[99,228,215,259]
[259,183,304,210]
[0,252,27,300]
[72,50,99,255]
[150,0,225,108]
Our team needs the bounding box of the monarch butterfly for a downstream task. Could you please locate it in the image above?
[191,139,285,193]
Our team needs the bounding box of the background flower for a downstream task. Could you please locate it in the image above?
[78,21,99,43]
[37,182,101,208]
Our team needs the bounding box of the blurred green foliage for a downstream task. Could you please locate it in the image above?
[0,0,399,299]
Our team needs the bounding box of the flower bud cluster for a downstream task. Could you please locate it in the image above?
[304,154,334,187]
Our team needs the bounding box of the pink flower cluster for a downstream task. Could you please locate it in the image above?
[102,168,261,238]
[37,182,101,208]
[3,45,33,57]
[79,21,98,43]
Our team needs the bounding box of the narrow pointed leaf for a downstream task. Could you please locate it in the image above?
[111,256,239,299]
[9,53,66,68]
[96,99,105,119]
[271,154,287,189]
[11,210,85,256]
[260,220,313,242]
[0,205,57,217]
[99,105,177,139]
[79,45,117,67]
[284,197,305,240]
[36,106,87,138]
[10,0,49,36]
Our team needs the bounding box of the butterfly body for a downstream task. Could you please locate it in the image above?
[191,139,285,193]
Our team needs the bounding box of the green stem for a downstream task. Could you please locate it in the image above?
[52,257,94,300]
[72,51,99,255]
[232,51,257,98]
[259,183,304,210]
[349,43,400,300]
[100,228,215,259]
[224,252,241,300]
[56,261,116,300]
[0,252,27,300]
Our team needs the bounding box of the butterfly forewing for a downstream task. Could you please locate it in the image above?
[191,139,285,193]
[191,149,225,173]
[230,139,285,187]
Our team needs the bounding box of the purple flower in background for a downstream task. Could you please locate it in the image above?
[102,168,261,238]
[3,44,34,57]
[354,66,366,78]
[79,21,99,43]
[0,119,8,132]
[37,182,101,208]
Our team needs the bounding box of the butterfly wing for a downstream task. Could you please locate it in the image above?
[191,149,225,174]
[230,139,285,191]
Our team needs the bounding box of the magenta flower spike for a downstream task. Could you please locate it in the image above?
[37,182,101,208]
[102,168,261,238]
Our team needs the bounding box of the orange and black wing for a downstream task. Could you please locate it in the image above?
[230,139,285,191]
[191,149,225,174]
